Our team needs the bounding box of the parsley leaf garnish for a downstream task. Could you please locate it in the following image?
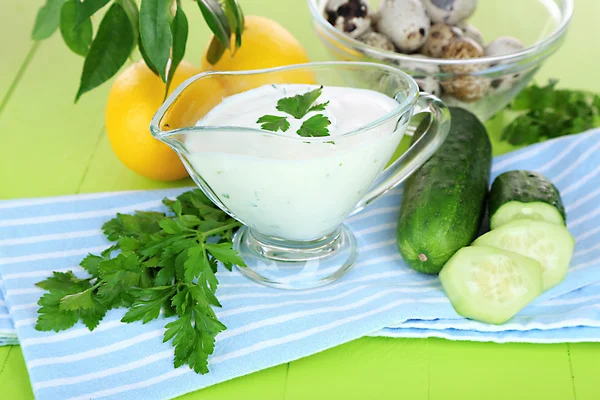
[257,86,333,138]
[256,115,290,132]
[35,189,244,374]
[297,114,331,137]
[276,86,326,119]
[502,79,600,145]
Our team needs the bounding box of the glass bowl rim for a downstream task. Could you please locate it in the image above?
[308,0,574,66]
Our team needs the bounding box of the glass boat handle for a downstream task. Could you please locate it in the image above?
[349,93,451,216]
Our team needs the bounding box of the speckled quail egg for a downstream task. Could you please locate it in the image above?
[457,22,484,47]
[325,0,372,39]
[485,36,525,92]
[486,36,525,57]
[440,37,489,102]
[440,36,484,73]
[358,31,396,52]
[377,0,430,53]
[422,0,477,25]
[421,23,463,58]
[397,56,442,96]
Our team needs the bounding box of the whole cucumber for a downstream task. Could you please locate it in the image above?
[396,107,492,274]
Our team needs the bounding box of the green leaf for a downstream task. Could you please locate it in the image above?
[36,271,90,292]
[277,86,325,119]
[32,0,67,40]
[117,0,140,47]
[80,254,104,276]
[196,0,231,50]
[205,36,227,66]
[121,287,176,323]
[36,291,80,332]
[297,114,331,138]
[103,211,164,241]
[257,115,290,132]
[60,0,93,56]
[183,248,210,282]
[308,101,329,113]
[74,0,110,28]
[166,5,189,95]
[76,3,135,101]
[118,236,141,252]
[79,298,108,330]
[60,287,96,311]
[140,0,173,82]
[223,0,244,48]
[159,219,183,234]
[205,243,246,268]
[139,36,160,76]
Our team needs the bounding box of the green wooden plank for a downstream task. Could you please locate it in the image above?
[429,338,575,400]
[0,32,111,199]
[0,1,41,102]
[177,365,288,400]
[568,343,600,400]
[0,346,11,373]
[0,347,34,400]
[285,337,428,400]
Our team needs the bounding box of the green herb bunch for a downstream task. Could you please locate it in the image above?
[502,80,600,145]
[32,0,244,101]
[35,189,245,374]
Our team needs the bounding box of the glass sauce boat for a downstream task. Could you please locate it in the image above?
[151,61,450,290]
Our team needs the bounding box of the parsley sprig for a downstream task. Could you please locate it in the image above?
[257,86,332,138]
[502,80,600,145]
[35,190,245,374]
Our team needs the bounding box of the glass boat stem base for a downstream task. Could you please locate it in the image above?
[232,225,358,290]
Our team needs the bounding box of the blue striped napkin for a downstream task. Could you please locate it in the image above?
[0,128,599,400]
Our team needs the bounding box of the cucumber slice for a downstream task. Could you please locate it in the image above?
[473,220,575,291]
[489,170,566,230]
[491,201,565,229]
[439,246,544,324]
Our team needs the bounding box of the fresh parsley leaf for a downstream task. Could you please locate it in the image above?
[257,115,290,132]
[308,101,329,113]
[297,114,331,138]
[205,243,246,270]
[80,254,104,276]
[60,287,96,311]
[121,286,176,324]
[36,290,81,332]
[276,86,324,119]
[35,188,244,375]
[35,271,104,332]
[502,80,600,145]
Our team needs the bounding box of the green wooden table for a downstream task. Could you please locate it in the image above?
[1,0,599,398]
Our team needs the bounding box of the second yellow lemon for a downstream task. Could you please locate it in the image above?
[202,16,313,93]
[106,60,224,181]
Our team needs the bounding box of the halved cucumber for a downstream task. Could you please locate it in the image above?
[491,202,565,230]
[489,170,566,229]
[473,220,575,291]
[439,246,544,324]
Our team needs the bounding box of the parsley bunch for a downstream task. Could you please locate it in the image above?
[35,190,245,374]
[502,80,600,145]
[257,86,332,137]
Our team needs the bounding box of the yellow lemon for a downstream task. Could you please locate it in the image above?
[202,15,313,94]
[105,60,224,181]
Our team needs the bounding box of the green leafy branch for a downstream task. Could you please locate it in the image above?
[32,0,245,102]
[502,80,600,145]
[35,189,245,374]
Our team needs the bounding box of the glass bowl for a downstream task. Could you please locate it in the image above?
[308,0,573,121]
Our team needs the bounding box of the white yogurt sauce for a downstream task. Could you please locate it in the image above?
[185,84,406,241]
